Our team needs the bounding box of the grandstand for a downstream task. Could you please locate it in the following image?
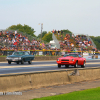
[0,30,45,51]
[52,32,96,52]
[0,29,97,56]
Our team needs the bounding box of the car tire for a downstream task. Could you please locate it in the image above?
[28,60,32,64]
[58,64,61,68]
[16,61,19,64]
[8,61,11,64]
[65,65,69,68]
[74,61,78,68]
[21,59,24,64]
[81,61,85,68]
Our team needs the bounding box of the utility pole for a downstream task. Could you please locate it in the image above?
[39,23,43,42]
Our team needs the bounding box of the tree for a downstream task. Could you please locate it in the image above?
[90,36,100,50]
[42,31,52,42]
[37,31,47,39]
[7,24,36,37]
[62,29,73,37]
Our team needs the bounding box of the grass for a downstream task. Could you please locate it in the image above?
[0,55,6,57]
[31,87,100,100]
[0,55,59,57]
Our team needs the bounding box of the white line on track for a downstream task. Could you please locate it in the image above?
[0,62,100,69]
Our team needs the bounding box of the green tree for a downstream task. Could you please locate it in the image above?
[7,24,36,37]
[37,31,47,39]
[90,36,100,50]
[42,31,52,42]
[62,29,73,37]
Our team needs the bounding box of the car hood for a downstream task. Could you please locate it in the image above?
[7,55,22,57]
[57,56,75,60]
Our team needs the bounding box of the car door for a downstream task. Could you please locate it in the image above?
[24,52,30,61]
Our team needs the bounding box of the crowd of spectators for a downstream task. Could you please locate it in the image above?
[74,35,91,47]
[0,30,47,51]
[0,30,97,56]
[59,34,74,51]
[0,30,61,55]
[58,33,96,52]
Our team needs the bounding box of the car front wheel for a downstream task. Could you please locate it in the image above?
[16,61,19,64]
[58,64,61,68]
[8,61,11,64]
[28,60,32,64]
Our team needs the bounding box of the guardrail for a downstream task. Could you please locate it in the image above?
[0,67,100,92]
[0,50,99,56]
[0,50,61,56]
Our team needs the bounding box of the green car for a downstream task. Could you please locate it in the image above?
[6,51,35,64]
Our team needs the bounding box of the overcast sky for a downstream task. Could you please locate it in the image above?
[0,0,100,36]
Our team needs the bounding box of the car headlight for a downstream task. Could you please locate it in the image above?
[57,59,59,61]
[70,59,74,61]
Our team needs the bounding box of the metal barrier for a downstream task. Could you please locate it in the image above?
[0,50,61,56]
[0,50,99,56]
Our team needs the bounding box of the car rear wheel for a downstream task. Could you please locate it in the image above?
[8,61,11,64]
[81,61,85,68]
[65,65,69,68]
[28,60,32,64]
[74,61,78,68]
[58,64,61,68]
[21,59,24,64]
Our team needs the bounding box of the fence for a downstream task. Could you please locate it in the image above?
[0,50,61,56]
[0,50,99,57]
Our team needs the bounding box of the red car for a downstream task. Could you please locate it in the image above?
[56,53,86,68]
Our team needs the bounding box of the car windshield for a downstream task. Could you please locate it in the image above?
[12,52,24,55]
[63,54,78,57]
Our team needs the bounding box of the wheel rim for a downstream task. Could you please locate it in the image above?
[84,62,85,66]
[76,62,78,67]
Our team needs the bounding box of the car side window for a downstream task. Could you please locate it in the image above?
[25,52,29,55]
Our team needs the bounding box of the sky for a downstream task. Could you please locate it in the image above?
[0,0,100,36]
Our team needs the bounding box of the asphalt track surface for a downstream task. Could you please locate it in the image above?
[0,59,100,75]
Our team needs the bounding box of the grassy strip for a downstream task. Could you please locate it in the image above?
[31,87,100,100]
[0,55,59,57]
[0,55,6,57]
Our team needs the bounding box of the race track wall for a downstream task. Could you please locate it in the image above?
[0,67,100,92]
[0,55,100,62]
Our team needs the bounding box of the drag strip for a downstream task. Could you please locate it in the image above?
[0,62,100,69]
[0,60,100,75]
